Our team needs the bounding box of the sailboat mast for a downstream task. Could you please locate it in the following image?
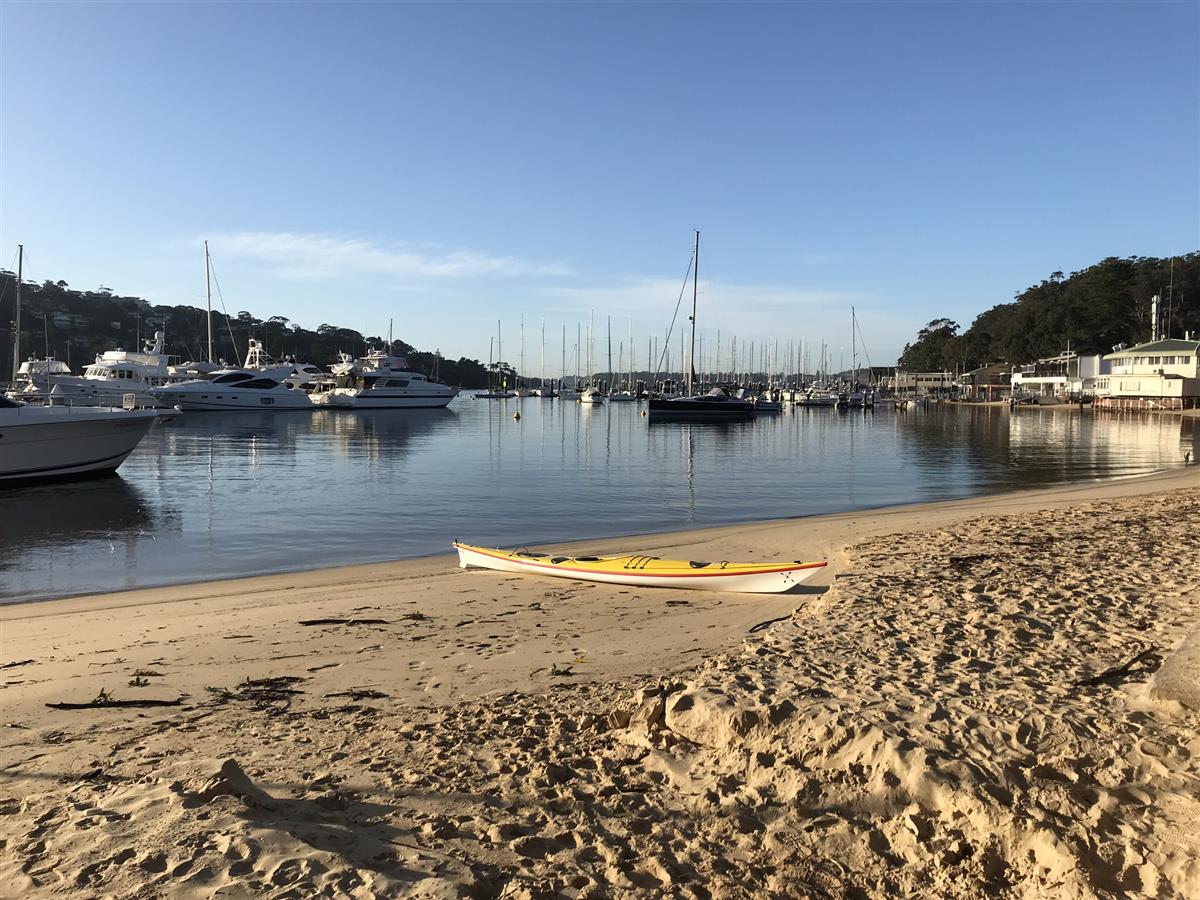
[851,306,857,386]
[10,244,22,382]
[628,318,634,393]
[204,240,213,363]
[688,229,699,396]
[607,315,612,392]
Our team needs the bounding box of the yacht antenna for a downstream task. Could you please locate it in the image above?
[205,240,213,363]
[11,243,22,383]
[688,230,699,395]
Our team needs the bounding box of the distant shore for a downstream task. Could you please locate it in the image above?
[2,465,1198,896]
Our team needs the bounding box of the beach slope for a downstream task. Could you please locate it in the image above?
[2,468,1198,897]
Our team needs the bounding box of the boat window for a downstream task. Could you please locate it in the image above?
[236,379,279,389]
[386,379,410,388]
[0,396,19,408]
[213,373,253,384]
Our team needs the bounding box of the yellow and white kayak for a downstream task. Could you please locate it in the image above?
[453,541,826,594]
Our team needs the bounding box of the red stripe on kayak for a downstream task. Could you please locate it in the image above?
[454,544,827,578]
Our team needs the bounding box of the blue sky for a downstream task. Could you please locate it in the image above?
[2,1,1197,374]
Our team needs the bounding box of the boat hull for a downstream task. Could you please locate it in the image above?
[315,390,456,409]
[0,407,161,484]
[647,397,755,420]
[156,393,315,411]
[454,542,825,594]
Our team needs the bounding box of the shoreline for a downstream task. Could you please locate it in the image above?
[3,464,1198,897]
[6,462,1196,613]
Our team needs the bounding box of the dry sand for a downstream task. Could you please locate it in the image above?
[2,466,1198,898]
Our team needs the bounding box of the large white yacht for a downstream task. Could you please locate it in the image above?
[314,349,457,409]
[0,396,164,484]
[151,369,315,411]
[7,332,173,408]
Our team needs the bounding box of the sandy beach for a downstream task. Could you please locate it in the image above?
[3,466,1199,898]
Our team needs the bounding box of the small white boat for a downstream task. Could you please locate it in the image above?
[607,391,638,402]
[0,396,165,484]
[579,386,606,404]
[454,541,826,594]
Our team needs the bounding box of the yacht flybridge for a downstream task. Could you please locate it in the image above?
[314,349,458,409]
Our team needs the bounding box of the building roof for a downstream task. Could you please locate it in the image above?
[1105,338,1200,359]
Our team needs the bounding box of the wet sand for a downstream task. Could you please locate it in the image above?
[2,465,1198,897]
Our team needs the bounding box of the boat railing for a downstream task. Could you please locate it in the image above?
[6,393,163,412]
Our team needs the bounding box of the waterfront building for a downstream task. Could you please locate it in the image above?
[1010,352,1107,403]
[1094,337,1200,410]
[889,371,956,397]
[959,364,1012,401]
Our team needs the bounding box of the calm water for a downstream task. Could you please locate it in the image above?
[2,399,1196,602]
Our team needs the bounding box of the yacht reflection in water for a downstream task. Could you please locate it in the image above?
[305,408,458,461]
[0,477,179,582]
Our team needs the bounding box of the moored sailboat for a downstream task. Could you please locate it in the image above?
[648,231,754,420]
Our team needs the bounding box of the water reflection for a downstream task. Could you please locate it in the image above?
[1,403,1193,602]
[0,477,167,558]
[0,476,181,598]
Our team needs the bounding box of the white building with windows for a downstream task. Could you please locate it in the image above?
[1095,337,1200,410]
[1011,352,1106,403]
[888,371,956,396]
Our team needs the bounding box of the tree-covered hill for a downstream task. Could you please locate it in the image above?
[899,254,1200,371]
[0,274,490,388]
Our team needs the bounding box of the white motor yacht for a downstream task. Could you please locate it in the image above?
[0,396,164,484]
[314,349,457,409]
[151,369,315,411]
[7,332,173,408]
[13,356,73,391]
